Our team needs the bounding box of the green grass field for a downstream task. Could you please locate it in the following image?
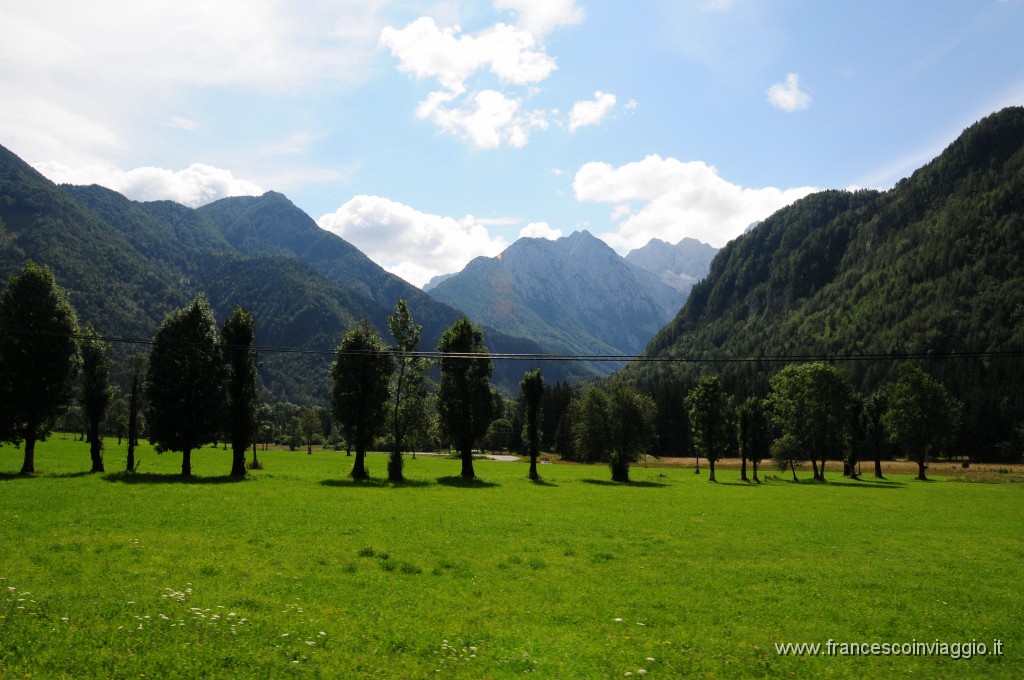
[1,438,1021,678]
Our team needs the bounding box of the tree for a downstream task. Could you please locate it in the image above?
[145,294,226,478]
[387,300,431,482]
[737,396,771,483]
[520,368,545,480]
[331,320,394,480]
[569,380,655,482]
[863,389,888,479]
[299,407,322,455]
[123,353,147,473]
[768,362,858,481]
[882,364,962,481]
[79,324,113,473]
[0,262,81,475]
[686,375,732,482]
[221,306,259,477]
[437,317,493,479]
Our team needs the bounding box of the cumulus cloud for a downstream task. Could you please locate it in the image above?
[317,195,509,288]
[417,88,548,149]
[766,72,812,112]
[380,17,556,95]
[35,161,263,208]
[380,16,559,149]
[493,0,585,36]
[573,155,817,249]
[568,91,617,132]
[519,222,563,240]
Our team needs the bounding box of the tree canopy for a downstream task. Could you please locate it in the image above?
[144,294,226,477]
[0,261,81,474]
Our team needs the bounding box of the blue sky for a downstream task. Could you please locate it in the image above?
[3,0,1022,286]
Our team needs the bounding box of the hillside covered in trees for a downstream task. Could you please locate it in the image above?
[628,107,1024,459]
[0,147,592,401]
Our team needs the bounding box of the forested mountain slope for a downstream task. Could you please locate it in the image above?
[0,146,589,402]
[629,107,1024,458]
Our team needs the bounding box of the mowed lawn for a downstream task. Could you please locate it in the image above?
[1,439,1021,678]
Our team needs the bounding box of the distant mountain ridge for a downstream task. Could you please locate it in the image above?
[427,231,687,371]
[0,145,592,401]
[624,237,718,293]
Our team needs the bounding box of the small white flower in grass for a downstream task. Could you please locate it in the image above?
[318,631,327,637]
[637,670,647,676]
[646,657,655,661]
[614,617,623,622]
[282,633,289,637]
[60,617,69,622]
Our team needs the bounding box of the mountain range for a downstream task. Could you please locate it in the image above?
[0,145,593,401]
[426,230,705,372]
[629,106,1024,459]
[624,237,719,293]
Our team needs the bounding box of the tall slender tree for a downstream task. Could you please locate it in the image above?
[145,294,226,478]
[437,317,493,479]
[331,320,394,480]
[737,395,771,483]
[79,324,112,473]
[221,306,259,478]
[520,368,545,480]
[123,353,147,473]
[687,375,732,482]
[387,299,431,482]
[0,262,80,475]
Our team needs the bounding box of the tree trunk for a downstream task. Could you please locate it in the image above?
[88,414,104,473]
[528,455,538,481]
[231,444,247,478]
[790,462,798,482]
[916,455,928,481]
[740,454,748,482]
[126,375,138,473]
[251,442,260,468]
[351,446,369,480]
[181,449,192,478]
[874,454,884,479]
[810,457,820,481]
[708,459,717,482]
[752,459,759,483]
[818,457,826,481]
[20,434,37,475]
[307,441,312,455]
[460,447,475,479]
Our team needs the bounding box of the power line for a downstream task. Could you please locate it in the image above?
[2,327,1022,364]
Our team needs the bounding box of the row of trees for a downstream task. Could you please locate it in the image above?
[0,262,548,482]
[1,262,963,484]
[680,362,961,483]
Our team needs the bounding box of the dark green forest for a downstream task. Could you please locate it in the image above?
[628,107,1024,460]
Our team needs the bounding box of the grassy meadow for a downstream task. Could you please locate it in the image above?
[1,438,1021,678]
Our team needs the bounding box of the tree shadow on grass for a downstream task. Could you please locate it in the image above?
[528,477,559,487]
[320,478,431,489]
[0,470,98,480]
[580,478,669,488]
[101,471,248,485]
[436,475,499,488]
[718,480,763,488]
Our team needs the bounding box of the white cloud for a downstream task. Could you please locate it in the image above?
[34,161,263,208]
[381,3,588,149]
[519,222,563,240]
[380,17,556,95]
[766,72,812,112]
[493,0,585,36]
[568,91,617,132]
[317,195,509,288]
[417,89,548,149]
[166,116,199,131]
[573,155,817,249]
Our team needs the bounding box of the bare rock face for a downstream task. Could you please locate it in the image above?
[623,237,718,294]
[427,231,688,368]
